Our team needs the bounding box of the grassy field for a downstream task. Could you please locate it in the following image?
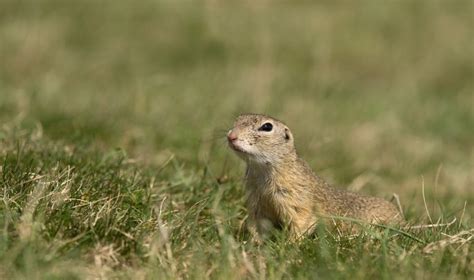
[0,0,473,279]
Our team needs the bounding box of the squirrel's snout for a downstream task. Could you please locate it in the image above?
[227,131,238,142]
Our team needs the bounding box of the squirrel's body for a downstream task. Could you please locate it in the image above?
[227,114,403,241]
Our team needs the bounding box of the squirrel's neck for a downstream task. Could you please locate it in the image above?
[245,152,308,187]
[245,152,330,196]
[246,151,298,173]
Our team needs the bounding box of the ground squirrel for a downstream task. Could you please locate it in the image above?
[227,114,403,241]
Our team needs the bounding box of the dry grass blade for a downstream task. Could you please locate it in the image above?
[423,229,474,254]
[18,174,49,240]
[404,217,457,230]
[391,193,405,220]
[421,175,433,224]
[317,215,426,244]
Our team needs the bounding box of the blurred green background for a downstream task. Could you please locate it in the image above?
[1,0,473,220]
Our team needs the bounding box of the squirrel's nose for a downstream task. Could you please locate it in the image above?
[227,131,238,141]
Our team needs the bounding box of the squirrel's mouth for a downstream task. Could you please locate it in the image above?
[228,140,248,154]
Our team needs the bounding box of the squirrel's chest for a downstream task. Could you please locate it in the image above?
[246,175,296,220]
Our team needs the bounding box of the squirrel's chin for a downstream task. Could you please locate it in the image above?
[230,147,261,163]
[228,143,267,164]
[229,142,245,153]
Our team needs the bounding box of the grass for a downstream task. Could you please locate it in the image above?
[0,0,473,279]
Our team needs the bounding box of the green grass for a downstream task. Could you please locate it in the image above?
[0,0,473,278]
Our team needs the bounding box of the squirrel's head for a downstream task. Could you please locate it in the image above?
[227,114,296,165]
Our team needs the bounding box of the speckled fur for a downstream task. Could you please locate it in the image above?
[228,114,403,241]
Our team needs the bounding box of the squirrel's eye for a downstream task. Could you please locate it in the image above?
[258,122,273,132]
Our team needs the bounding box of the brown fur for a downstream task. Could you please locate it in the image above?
[227,114,403,241]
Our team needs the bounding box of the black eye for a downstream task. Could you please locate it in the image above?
[258,122,273,132]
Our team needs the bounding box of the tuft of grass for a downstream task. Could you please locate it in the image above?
[0,123,472,279]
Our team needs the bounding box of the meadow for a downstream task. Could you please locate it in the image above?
[0,0,473,279]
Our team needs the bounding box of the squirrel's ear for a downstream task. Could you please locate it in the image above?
[284,128,291,141]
